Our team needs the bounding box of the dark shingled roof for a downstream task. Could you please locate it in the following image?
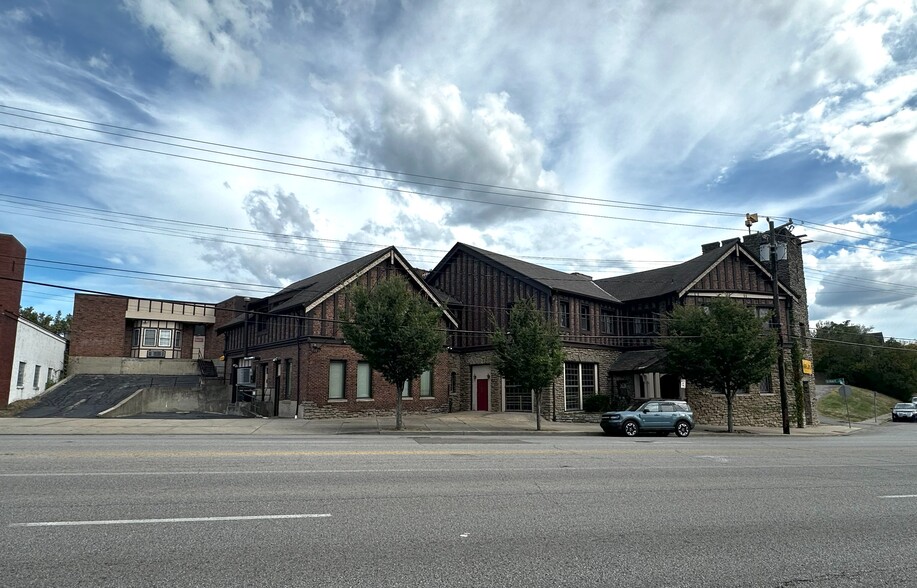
[218,247,398,331]
[608,349,667,372]
[271,247,396,313]
[454,243,620,303]
[595,242,736,302]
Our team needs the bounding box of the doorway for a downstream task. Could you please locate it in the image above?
[471,365,490,411]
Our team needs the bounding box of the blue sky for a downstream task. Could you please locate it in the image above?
[1,0,916,340]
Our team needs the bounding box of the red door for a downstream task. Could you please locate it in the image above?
[476,379,489,411]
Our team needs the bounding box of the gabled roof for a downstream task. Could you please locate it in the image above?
[427,242,620,304]
[608,349,667,373]
[595,240,796,302]
[271,248,395,313]
[220,246,458,330]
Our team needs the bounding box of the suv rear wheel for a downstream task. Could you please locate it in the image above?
[622,421,639,437]
[674,421,691,437]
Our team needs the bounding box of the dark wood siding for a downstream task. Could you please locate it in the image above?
[427,250,622,349]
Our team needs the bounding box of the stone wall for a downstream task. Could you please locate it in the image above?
[549,347,621,423]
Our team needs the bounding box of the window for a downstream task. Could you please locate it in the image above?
[328,361,345,400]
[158,329,172,348]
[174,329,182,349]
[16,362,26,388]
[402,379,411,398]
[759,373,773,394]
[504,379,533,412]
[564,362,597,411]
[33,365,41,389]
[559,301,570,328]
[143,328,157,346]
[580,304,591,332]
[132,328,140,347]
[601,309,614,334]
[357,362,372,399]
[420,369,433,397]
[633,315,659,335]
[644,402,660,413]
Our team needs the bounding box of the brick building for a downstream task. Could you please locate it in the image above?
[0,234,67,407]
[0,234,26,406]
[217,246,458,418]
[66,228,815,427]
[70,295,222,361]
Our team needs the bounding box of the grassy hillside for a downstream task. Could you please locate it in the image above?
[817,386,900,421]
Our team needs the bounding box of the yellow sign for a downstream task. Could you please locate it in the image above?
[802,359,813,375]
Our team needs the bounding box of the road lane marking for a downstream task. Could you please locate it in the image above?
[9,514,331,528]
[880,494,917,499]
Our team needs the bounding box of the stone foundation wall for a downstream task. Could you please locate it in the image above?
[297,400,446,419]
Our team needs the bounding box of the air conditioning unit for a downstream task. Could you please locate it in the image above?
[147,350,166,358]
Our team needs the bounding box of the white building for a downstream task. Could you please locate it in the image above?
[9,317,67,403]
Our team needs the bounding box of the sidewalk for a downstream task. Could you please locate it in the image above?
[0,410,869,436]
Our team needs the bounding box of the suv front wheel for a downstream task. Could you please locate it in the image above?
[674,421,691,437]
[622,421,639,437]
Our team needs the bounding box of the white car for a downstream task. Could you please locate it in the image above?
[891,403,916,422]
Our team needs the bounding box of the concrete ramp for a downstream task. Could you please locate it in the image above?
[18,374,202,418]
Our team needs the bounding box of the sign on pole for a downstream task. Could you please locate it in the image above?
[840,384,851,428]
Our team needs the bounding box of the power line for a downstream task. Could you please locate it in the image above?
[0,104,747,219]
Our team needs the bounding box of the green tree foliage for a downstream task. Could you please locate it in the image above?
[662,297,778,432]
[490,298,565,431]
[340,276,446,430]
[813,321,917,400]
[19,307,71,337]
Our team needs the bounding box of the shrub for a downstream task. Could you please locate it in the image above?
[583,394,611,413]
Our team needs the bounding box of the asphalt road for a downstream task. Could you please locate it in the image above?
[2,425,917,587]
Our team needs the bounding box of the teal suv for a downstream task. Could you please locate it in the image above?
[600,400,695,437]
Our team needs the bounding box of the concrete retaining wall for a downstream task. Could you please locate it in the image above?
[70,357,202,376]
[100,383,230,417]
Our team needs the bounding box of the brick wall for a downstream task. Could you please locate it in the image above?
[227,340,453,416]
[70,294,129,357]
[0,235,25,406]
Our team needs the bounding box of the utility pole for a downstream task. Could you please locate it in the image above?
[768,218,791,435]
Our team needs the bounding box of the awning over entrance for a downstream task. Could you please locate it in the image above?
[608,349,667,373]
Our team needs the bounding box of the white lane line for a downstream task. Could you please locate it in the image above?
[10,513,331,528]
[880,494,917,499]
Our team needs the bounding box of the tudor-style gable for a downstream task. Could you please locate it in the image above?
[219,246,456,354]
[425,242,622,349]
[595,240,798,348]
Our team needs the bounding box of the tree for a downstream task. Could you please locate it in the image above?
[812,321,917,401]
[491,298,565,431]
[340,276,446,430]
[19,306,71,337]
[662,297,778,432]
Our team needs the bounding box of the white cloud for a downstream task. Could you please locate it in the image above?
[124,0,272,86]
[289,0,313,25]
[199,187,326,284]
[767,3,917,205]
[320,66,560,226]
